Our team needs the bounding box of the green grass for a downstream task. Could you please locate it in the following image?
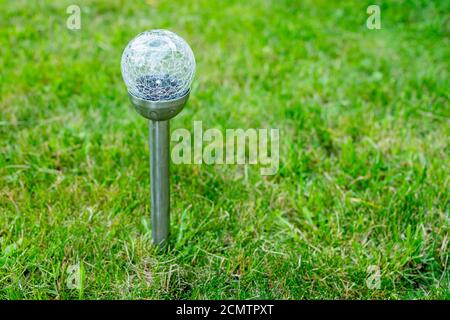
[0,0,449,299]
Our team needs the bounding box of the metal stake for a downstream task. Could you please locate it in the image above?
[149,120,170,246]
[127,90,190,246]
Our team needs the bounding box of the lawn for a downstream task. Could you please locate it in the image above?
[0,0,449,299]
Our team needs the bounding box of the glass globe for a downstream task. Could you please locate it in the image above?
[121,29,196,101]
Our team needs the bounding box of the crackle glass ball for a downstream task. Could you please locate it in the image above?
[121,29,196,101]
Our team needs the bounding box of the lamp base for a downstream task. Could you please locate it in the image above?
[129,90,190,121]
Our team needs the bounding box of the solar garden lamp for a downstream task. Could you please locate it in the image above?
[121,30,195,246]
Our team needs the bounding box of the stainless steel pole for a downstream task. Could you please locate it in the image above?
[149,120,170,246]
[128,90,189,247]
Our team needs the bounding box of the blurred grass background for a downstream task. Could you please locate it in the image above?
[0,0,448,299]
